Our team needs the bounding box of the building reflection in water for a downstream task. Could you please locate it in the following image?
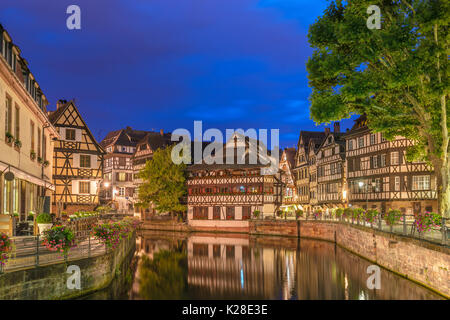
[132,232,442,300]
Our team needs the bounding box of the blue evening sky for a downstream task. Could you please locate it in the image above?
[0,0,356,148]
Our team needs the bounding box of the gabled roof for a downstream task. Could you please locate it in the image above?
[48,99,105,154]
[187,133,276,171]
[281,147,296,169]
[136,131,173,151]
[297,131,327,155]
[345,114,369,137]
[100,126,152,149]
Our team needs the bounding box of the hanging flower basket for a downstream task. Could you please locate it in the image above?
[0,233,14,267]
[413,211,442,234]
[42,226,76,255]
[384,209,402,226]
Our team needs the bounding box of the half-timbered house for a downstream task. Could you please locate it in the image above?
[100,127,150,213]
[49,100,105,215]
[316,123,347,212]
[279,147,297,213]
[345,115,437,214]
[186,133,282,231]
[292,131,326,215]
[132,130,173,219]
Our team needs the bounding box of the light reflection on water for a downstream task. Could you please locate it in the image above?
[86,231,443,300]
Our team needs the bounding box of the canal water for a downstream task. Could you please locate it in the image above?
[83,230,442,300]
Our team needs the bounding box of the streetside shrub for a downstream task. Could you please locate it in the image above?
[253,210,260,219]
[414,211,442,233]
[384,209,402,226]
[295,209,303,219]
[36,213,52,224]
[335,208,344,218]
[276,210,283,218]
[42,226,76,255]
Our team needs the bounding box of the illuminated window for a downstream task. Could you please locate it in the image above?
[412,176,430,191]
[80,155,91,168]
[79,181,90,194]
[66,129,76,141]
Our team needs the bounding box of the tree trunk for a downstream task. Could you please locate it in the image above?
[435,158,450,218]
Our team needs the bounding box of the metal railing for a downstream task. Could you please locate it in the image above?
[1,229,107,273]
[263,213,449,247]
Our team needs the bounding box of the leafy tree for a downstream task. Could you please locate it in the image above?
[137,145,187,216]
[307,0,449,217]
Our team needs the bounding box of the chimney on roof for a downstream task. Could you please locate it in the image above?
[334,122,340,133]
[160,129,164,136]
[56,99,66,110]
[325,127,330,134]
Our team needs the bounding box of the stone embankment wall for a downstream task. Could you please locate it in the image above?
[250,220,449,298]
[0,233,136,300]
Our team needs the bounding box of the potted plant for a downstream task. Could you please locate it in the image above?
[276,210,283,218]
[13,139,21,149]
[27,211,34,221]
[252,210,260,219]
[295,209,303,220]
[36,213,53,235]
[30,150,36,160]
[43,160,49,167]
[37,156,43,164]
[5,132,13,144]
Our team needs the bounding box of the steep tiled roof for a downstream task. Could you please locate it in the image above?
[100,126,152,148]
[282,147,296,168]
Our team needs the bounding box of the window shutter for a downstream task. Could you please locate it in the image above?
[91,181,98,195]
[91,155,97,169]
[59,127,66,140]
[73,153,79,168]
[75,129,82,142]
[72,180,79,194]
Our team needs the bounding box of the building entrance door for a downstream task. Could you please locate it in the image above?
[413,202,421,215]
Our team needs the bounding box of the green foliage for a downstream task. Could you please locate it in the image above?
[295,209,304,219]
[364,209,380,224]
[335,208,344,218]
[343,207,353,218]
[384,209,403,226]
[42,226,75,255]
[138,250,187,299]
[137,145,187,214]
[352,207,365,219]
[253,210,260,218]
[36,213,52,224]
[414,211,442,233]
[307,0,450,217]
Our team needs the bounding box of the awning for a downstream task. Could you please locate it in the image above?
[0,163,55,191]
